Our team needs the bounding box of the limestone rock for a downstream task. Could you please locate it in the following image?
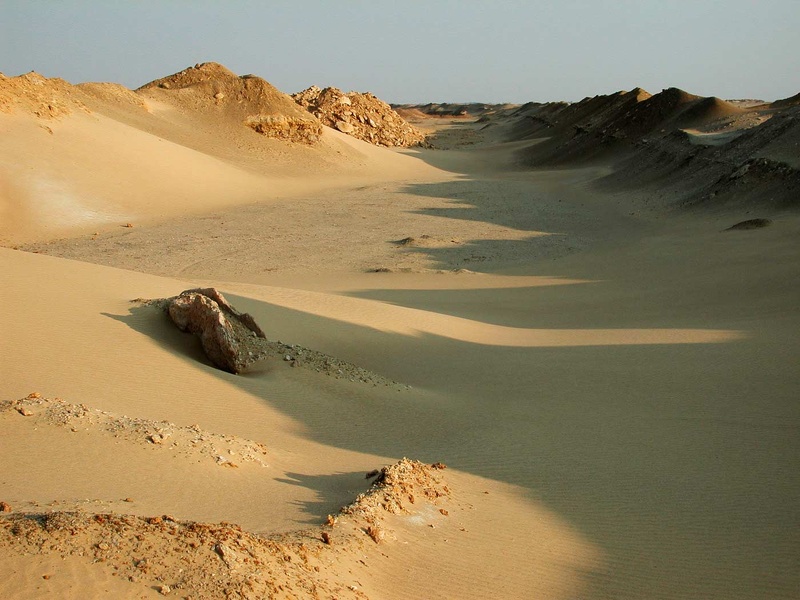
[335,120,354,133]
[167,288,265,374]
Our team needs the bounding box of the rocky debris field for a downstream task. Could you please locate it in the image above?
[0,459,450,599]
[293,86,426,147]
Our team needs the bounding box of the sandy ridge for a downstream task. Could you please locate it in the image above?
[0,458,449,600]
[2,393,270,468]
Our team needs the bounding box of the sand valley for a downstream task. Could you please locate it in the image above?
[1,63,798,599]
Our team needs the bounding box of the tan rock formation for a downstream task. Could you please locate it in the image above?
[293,85,426,147]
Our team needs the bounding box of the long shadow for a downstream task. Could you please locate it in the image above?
[101,132,798,596]
[105,271,798,599]
[382,161,641,276]
[274,470,376,524]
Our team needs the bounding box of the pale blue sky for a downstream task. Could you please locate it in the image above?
[2,1,798,103]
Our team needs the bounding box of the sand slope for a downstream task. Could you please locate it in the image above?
[0,67,450,245]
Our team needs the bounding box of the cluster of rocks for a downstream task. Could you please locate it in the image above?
[292,85,426,147]
[243,113,322,143]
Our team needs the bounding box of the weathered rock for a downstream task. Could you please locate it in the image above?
[167,288,264,374]
[335,120,354,133]
[141,289,405,386]
[181,288,266,338]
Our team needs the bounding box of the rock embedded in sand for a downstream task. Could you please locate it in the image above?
[168,293,243,373]
[365,524,384,543]
[143,290,403,386]
[166,288,265,374]
[335,120,354,133]
[0,501,11,513]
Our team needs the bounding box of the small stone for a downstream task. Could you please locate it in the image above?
[335,120,355,133]
[124,497,134,503]
[158,584,171,595]
[42,574,51,580]
[365,525,384,543]
[284,355,293,361]
[321,531,331,545]
[214,92,225,100]
[0,501,12,513]
[16,407,33,416]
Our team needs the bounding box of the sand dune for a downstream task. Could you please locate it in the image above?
[0,67,449,245]
[2,66,799,599]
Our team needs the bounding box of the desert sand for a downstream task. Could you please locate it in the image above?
[1,65,799,599]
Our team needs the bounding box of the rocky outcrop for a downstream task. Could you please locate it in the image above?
[292,85,426,147]
[166,288,265,374]
[0,71,92,118]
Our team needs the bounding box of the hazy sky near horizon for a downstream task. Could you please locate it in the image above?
[2,1,799,103]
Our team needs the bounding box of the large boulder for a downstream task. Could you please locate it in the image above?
[167,288,265,374]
